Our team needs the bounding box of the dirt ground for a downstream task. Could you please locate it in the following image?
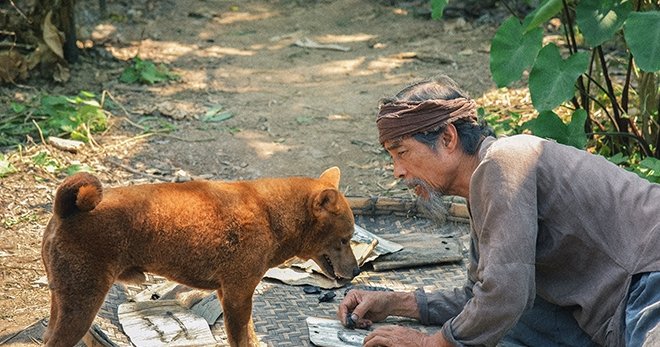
[0,0,513,342]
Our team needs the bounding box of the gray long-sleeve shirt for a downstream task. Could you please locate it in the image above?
[415,135,660,346]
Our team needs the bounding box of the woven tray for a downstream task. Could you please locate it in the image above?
[78,196,470,346]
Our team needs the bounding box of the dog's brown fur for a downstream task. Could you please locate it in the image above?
[41,167,359,347]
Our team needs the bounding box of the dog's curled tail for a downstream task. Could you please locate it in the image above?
[54,172,103,218]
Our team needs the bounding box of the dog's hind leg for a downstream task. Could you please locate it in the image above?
[45,276,114,347]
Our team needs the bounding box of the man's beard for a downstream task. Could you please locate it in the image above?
[406,178,448,224]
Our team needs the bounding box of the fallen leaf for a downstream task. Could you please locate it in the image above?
[42,11,65,60]
[53,63,70,82]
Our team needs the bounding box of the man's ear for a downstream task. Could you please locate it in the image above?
[319,167,340,188]
[441,123,460,152]
[313,188,340,215]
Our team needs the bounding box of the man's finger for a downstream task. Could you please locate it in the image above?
[363,331,390,347]
[337,291,359,324]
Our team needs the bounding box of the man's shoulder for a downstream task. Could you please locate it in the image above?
[480,134,546,161]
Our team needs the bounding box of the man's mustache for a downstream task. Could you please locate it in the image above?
[405,178,447,224]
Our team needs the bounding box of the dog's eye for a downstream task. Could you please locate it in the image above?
[340,238,348,245]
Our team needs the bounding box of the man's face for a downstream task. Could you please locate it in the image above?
[383,135,457,199]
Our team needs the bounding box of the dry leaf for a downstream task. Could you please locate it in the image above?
[0,50,28,83]
[26,43,47,70]
[42,11,65,60]
[53,63,70,82]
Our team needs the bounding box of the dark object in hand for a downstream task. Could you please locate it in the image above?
[345,312,357,329]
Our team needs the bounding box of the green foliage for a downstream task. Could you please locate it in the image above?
[528,44,590,111]
[522,109,588,149]
[523,0,563,32]
[431,0,449,19]
[120,57,179,85]
[480,0,660,182]
[624,11,660,72]
[137,116,177,134]
[0,154,17,178]
[63,163,93,175]
[1,91,107,146]
[481,108,524,137]
[0,149,94,179]
[295,116,314,125]
[202,105,234,123]
[32,151,60,173]
[3,212,38,229]
[490,17,543,88]
[429,0,659,181]
[636,157,660,183]
[575,0,632,47]
[608,153,660,183]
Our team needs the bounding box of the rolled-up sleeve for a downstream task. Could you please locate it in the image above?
[416,285,473,325]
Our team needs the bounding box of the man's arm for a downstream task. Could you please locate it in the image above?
[443,146,539,345]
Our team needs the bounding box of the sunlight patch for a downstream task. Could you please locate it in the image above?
[237,131,292,159]
[317,33,376,43]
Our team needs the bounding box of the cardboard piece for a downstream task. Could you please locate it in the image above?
[118,300,217,346]
[263,224,403,288]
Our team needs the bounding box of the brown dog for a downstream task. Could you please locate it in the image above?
[41,167,359,346]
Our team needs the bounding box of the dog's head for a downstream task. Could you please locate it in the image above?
[304,167,360,281]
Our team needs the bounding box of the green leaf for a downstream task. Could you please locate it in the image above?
[529,44,589,111]
[576,0,632,47]
[522,109,587,149]
[431,0,448,20]
[624,11,660,72]
[523,0,563,33]
[10,102,26,113]
[41,95,69,108]
[490,17,543,87]
[79,90,96,98]
[203,111,234,123]
[634,157,660,183]
[119,68,139,84]
[119,57,178,85]
[608,152,628,165]
[140,64,164,84]
[296,116,313,125]
[565,109,588,149]
[0,154,17,178]
[64,164,93,175]
[639,157,660,173]
[32,151,49,166]
[523,111,565,137]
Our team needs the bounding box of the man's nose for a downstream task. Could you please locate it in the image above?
[392,161,406,178]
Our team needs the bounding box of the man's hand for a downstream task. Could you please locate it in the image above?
[363,327,451,347]
[337,289,397,329]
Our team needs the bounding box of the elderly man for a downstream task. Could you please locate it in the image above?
[338,75,660,346]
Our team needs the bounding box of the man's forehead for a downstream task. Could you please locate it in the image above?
[384,137,414,151]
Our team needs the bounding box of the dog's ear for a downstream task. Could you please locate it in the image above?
[319,167,340,188]
[313,188,341,215]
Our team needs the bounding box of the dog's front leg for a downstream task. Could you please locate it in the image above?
[220,289,259,347]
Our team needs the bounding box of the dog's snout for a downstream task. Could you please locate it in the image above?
[352,267,361,278]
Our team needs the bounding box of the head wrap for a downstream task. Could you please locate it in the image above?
[376,97,478,144]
